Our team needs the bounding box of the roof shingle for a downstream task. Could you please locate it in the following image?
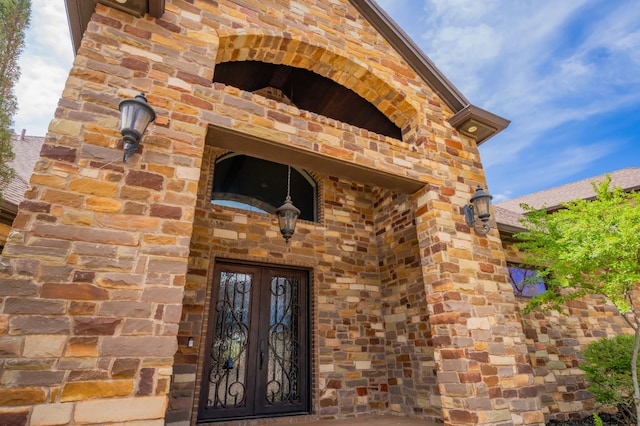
[495,167,640,231]
[1,133,45,207]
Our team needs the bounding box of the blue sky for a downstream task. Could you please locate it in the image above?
[14,0,640,201]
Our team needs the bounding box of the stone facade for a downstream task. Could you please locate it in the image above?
[502,238,634,423]
[0,1,545,425]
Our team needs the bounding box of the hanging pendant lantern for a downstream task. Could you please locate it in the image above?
[276,165,300,243]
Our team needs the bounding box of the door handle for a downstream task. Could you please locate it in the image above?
[259,339,265,369]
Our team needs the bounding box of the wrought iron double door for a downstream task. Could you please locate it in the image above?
[198,262,309,422]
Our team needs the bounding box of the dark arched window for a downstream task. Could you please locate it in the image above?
[211,153,317,222]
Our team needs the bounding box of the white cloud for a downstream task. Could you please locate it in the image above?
[13,0,73,136]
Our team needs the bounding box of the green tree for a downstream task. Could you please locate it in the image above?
[581,335,639,424]
[515,177,640,425]
[0,0,31,199]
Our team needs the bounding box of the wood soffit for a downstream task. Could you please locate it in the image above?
[63,0,508,144]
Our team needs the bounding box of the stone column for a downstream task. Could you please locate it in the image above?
[0,4,210,424]
[413,184,544,426]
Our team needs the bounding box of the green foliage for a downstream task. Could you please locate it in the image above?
[593,413,603,426]
[581,335,638,424]
[0,0,31,199]
[515,177,640,316]
[516,177,640,425]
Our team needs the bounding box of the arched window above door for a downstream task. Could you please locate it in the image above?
[211,153,318,222]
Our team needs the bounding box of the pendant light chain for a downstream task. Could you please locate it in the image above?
[286,165,292,201]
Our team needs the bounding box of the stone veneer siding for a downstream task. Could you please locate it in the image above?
[502,237,634,423]
[0,1,544,425]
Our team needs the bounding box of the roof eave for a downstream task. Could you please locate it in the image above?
[348,0,509,143]
[449,104,511,145]
[64,0,165,53]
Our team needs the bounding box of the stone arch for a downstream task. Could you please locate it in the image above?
[215,31,419,140]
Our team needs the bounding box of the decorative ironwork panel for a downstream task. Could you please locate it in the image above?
[205,271,252,409]
[265,275,300,406]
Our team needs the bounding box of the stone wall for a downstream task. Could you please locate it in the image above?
[375,189,441,421]
[502,237,634,422]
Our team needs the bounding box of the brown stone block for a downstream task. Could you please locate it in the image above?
[430,312,459,325]
[42,283,108,301]
[73,271,96,283]
[9,316,70,335]
[112,358,141,379]
[448,409,478,424]
[181,93,213,111]
[69,301,97,315]
[483,375,500,387]
[121,57,149,72]
[440,348,464,360]
[125,170,164,191]
[518,386,538,398]
[137,367,154,395]
[2,370,66,386]
[469,351,490,363]
[0,279,38,297]
[18,201,50,214]
[0,387,46,406]
[4,298,66,315]
[0,411,29,425]
[120,185,152,201]
[61,379,134,402]
[73,317,122,335]
[40,144,77,162]
[0,337,22,357]
[42,189,84,208]
[320,144,354,161]
[123,201,147,215]
[66,337,99,357]
[150,204,182,219]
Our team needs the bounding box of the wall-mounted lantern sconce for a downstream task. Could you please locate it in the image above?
[463,185,493,235]
[119,93,156,162]
[276,165,300,243]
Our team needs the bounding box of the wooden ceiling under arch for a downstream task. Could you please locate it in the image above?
[214,61,403,139]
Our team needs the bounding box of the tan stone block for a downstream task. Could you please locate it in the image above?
[0,387,46,406]
[84,196,123,213]
[30,173,66,189]
[68,178,118,198]
[23,335,67,358]
[42,189,84,208]
[95,214,159,231]
[74,396,167,423]
[61,209,94,226]
[49,118,82,136]
[31,403,74,426]
[61,380,134,402]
